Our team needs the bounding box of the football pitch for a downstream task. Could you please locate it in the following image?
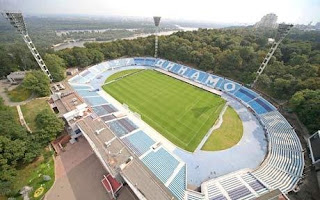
[103,70,226,152]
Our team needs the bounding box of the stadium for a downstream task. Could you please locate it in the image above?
[1,11,309,200]
[65,57,304,200]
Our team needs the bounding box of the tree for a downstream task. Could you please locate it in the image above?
[199,52,215,71]
[22,71,50,97]
[273,75,297,98]
[89,49,104,64]
[56,48,76,67]
[35,109,64,144]
[289,89,320,133]
[0,98,40,195]
[281,41,312,63]
[257,74,272,87]
[216,50,243,73]
[72,47,92,67]
[288,53,308,66]
[44,54,66,82]
[309,50,320,64]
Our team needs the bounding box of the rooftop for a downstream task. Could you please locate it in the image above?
[76,115,132,176]
[53,92,84,116]
[121,159,175,200]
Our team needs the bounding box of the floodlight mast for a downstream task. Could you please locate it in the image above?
[252,23,293,87]
[2,12,53,82]
[153,16,161,58]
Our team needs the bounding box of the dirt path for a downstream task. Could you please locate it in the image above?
[16,105,32,133]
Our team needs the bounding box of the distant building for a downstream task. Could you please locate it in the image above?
[7,71,27,84]
[66,68,79,76]
[255,13,278,29]
[268,38,275,44]
[295,22,320,31]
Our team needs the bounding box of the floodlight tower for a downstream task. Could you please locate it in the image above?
[252,23,293,87]
[153,16,161,58]
[2,12,53,82]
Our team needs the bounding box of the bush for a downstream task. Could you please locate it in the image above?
[22,71,50,97]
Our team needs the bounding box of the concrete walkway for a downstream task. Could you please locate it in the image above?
[16,105,32,133]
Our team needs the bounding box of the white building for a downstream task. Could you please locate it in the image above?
[255,13,278,29]
[7,71,27,84]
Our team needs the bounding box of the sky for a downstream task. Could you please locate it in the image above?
[1,0,319,25]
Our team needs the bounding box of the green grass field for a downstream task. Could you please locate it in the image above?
[21,98,50,131]
[10,149,55,200]
[103,70,225,152]
[106,69,143,82]
[7,85,32,102]
[202,106,243,151]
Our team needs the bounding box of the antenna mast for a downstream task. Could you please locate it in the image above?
[2,12,53,82]
[153,16,161,58]
[252,23,293,87]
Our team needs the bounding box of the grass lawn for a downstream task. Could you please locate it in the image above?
[9,149,55,200]
[105,69,143,82]
[201,106,243,151]
[103,70,225,152]
[7,85,32,102]
[9,106,20,125]
[21,98,50,131]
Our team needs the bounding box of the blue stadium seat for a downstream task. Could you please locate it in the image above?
[70,75,89,84]
[107,120,129,137]
[76,90,99,97]
[71,85,92,90]
[197,72,208,83]
[161,61,170,69]
[201,74,224,89]
[168,165,186,200]
[92,104,117,116]
[170,64,182,74]
[122,130,155,156]
[134,58,145,65]
[248,100,268,114]
[234,87,258,102]
[185,69,197,78]
[145,58,156,66]
[179,67,192,77]
[217,79,241,94]
[84,96,108,106]
[142,148,179,183]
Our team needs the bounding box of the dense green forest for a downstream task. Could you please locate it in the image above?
[0,27,319,132]
[0,98,64,196]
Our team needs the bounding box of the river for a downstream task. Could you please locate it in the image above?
[52,26,197,51]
